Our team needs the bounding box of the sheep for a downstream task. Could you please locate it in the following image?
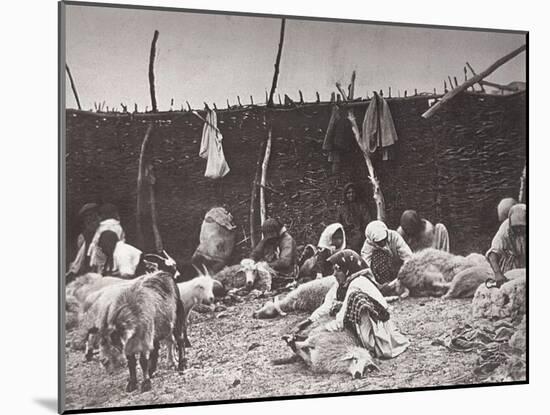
[253,276,336,319]
[213,258,273,292]
[442,266,494,299]
[472,272,526,321]
[277,316,378,379]
[98,271,186,393]
[389,248,493,298]
[177,271,217,347]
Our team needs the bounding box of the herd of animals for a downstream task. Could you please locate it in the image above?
[65,241,526,393]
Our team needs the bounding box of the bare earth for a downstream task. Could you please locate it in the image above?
[64,296,498,411]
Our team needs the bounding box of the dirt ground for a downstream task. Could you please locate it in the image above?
[63,292,517,412]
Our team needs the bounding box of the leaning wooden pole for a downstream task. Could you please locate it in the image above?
[260,127,273,225]
[423,44,526,119]
[250,137,269,248]
[136,124,153,250]
[148,30,160,113]
[267,18,286,107]
[65,63,82,110]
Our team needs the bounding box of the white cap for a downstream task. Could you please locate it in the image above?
[365,220,388,243]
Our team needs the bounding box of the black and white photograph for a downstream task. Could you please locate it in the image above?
[59,1,527,412]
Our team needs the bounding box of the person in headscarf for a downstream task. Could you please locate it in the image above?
[337,183,373,253]
[486,203,526,287]
[361,220,412,285]
[396,210,450,253]
[251,218,297,278]
[299,223,347,281]
[497,197,518,223]
[95,230,142,278]
[294,250,409,359]
[88,203,126,272]
[66,203,100,282]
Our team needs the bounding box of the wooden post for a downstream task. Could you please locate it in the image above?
[414,88,418,96]
[268,18,286,107]
[170,98,174,111]
[466,62,486,93]
[464,67,468,82]
[278,94,282,105]
[453,76,459,88]
[349,70,356,100]
[422,44,526,119]
[260,127,272,225]
[213,102,218,110]
[148,30,159,113]
[65,63,82,110]
[404,90,408,98]
[265,90,269,104]
[433,88,436,95]
[330,92,335,102]
[447,76,454,90]
[186,101,191,111]
[316,91,320,103]
[227,99,231,109]
[134,103,138,113]
[237,96,242,107]
[136,124,153,250]
[388,87,391,98]
[250,136,269,248]
[298,90,304,104]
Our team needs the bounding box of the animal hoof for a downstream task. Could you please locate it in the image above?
[126,380,138,393]
[141,379,152,392]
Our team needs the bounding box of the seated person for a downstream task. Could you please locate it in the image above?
[397,210,450,253]
[298,223,347,281]
[337,183,373,254]
[486,203,526,287]
[88,203,126,272]
[292,249,409,359]
[66,203,100,282]
[251,218,297,278]
[95,230,142,278]
[361,220,412,285]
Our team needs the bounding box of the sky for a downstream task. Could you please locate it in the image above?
[64,4,526,111]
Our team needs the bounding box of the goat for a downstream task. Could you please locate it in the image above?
[253,276,336,319]
[98,271,186,393]
[214,258,273,292]
[388,249,492,298]
[177,269,216,347]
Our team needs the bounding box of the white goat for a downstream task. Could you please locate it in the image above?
[214,258,273,292]
[177,271,216,347]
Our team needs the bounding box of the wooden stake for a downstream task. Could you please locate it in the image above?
[265,90,269,104]
[388,87,391,98]
[260,127,272,225]
[65,63,82,110]
[134,103,138,113]
[136,124,153,250]
[453,76,459,88]
[349,70,356,100]
[448,76,454,90]
[250,95,254,105]
[466,62,486,93]
[148,30,159,113]
[268,18,286,107]
[404,90,408,98]
[444,80,448,93]
[330,92,335,102]
[316,91,320,103]
[237,96,242,107]
[250,135,269,248]
[186,101,191,111]
[278,94,282,105]
[298,90,304,104]
[423,44,526,119]
[227,99,231,109]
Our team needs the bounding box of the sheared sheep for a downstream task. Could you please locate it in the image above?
[214,258,273,292]
[253,276,336,319]
[472,272,526,321]
[98,271,186,393]
[389,249,493,298]
[442,266,494,299]
[276,316,378,379]
[177,271,216,347]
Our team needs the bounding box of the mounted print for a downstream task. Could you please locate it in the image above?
[59,0,528,413]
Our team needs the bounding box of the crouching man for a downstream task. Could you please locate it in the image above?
[251,218,297,281]
[397,209,450,253]
[486,203,526,287]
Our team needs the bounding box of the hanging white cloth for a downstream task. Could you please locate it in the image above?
[199,110,230,179]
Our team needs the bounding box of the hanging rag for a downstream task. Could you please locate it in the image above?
[323,104,353,169]
[199,109,230,179]
[361,92,398,160]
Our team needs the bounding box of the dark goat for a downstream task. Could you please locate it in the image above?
[98,271,186,392]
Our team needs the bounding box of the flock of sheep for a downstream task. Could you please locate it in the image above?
[65,247,526,392]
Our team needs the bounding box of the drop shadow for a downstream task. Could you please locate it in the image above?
[34,398,58,413]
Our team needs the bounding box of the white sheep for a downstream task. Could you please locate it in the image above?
[390,248,493,298]
[290,317,379,379]
[214,258,273,292]
[253,276,336,319]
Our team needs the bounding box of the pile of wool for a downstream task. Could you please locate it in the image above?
[472,270,525,321]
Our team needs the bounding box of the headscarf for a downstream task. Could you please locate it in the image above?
[327,249,369,301]
[508,203,526,227]
[317,223,346,253]
[365,220,388,243]
[400,210,423,236]
[497,198,517,222]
